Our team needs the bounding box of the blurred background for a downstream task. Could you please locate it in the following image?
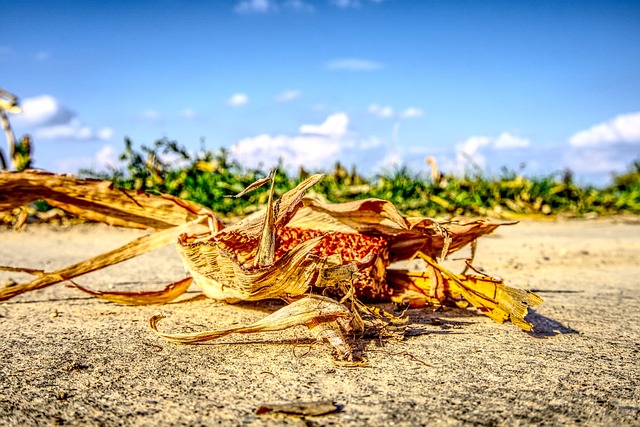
[2,0,639,186]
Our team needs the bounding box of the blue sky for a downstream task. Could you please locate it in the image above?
[2,0,639,185]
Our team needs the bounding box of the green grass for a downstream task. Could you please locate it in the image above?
[80,137,640,218]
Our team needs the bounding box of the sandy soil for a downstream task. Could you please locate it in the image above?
[0,219,639,426]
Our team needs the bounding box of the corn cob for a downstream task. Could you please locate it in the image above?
[275,227,391,300]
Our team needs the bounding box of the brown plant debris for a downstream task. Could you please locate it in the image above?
[0,169,542,362]
[0,170,218,229]
[256,400,343,416]
[150,295,355,358]
[72,277,194,306]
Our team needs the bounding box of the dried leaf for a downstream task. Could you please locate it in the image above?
[388,252,543,330]
[214,174,324,257]
[224,176,272,198]
[0,171,222,302]
[254,171,277,267]
[289,196,515,260]
[72,277,193,305]
[256,400,342,416]
[150,295,352,348]
[177,234,330,302]
[176,174,366,303]
[0,266,45,276]
[0,170,219,230]
[0,218,208,301]
[305,314,355,362]
[290,196,412,235]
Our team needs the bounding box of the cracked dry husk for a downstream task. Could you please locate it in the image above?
[0,170,542,363]
[163,173,542,362]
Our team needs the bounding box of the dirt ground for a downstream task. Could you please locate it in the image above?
[0,218,639,426]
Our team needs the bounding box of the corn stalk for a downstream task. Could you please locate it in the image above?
[0,88,22,171]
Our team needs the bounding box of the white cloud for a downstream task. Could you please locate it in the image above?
[453,132,530,172]
[55,144,120,174]
[232,133,342,169]
[325,58,383,71]
[35,119,93,140]
[299,113,348,137]
[569,112,640,147]
[94,145,119,169]
[564,147,628,174]
[12,95,113,141]
[227,93,249,107]
[377,150,402,170]
[456,136,492,169]
[368,104,394,119]
[230,113,381,170]
[330,0,384,8]
[97,128,115,140]
[34,119,113,141]
[368,104,423,120]
[494,132,531,148]
[234,0,278,13]
[561,112,640,180]
[274,89,301,103]
[14,95,73,127]
[400,107,424,119]
[562,112,640,183]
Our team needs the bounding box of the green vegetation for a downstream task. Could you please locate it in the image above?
[80,137,640,218]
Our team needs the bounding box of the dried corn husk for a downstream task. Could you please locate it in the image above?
[175,174,368,303]
[0,169,543,362]
[170,171,540,364]
[72,277,193,305]
[213,174,324,257]
[0,218,209,301]
[0,170,219,301]
[0,170,217,229]
[388,253,543,330]
[150,294,355,360]
[289,196,515,261]
[177,233,331,302]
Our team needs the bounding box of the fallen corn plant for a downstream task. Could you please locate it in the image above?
[0,169,542,364]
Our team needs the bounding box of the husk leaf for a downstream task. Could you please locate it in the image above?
[176,173,364,303]
[177,234,331,302]
[149,294,352,345]
[0,170,219,302]
[289,196,516,260]
[213,173,324,257]
[388,252,543,330]
[72,277,193,305]
[254,171,277,267]
[0,170,218,230]
[0,218,208,301]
